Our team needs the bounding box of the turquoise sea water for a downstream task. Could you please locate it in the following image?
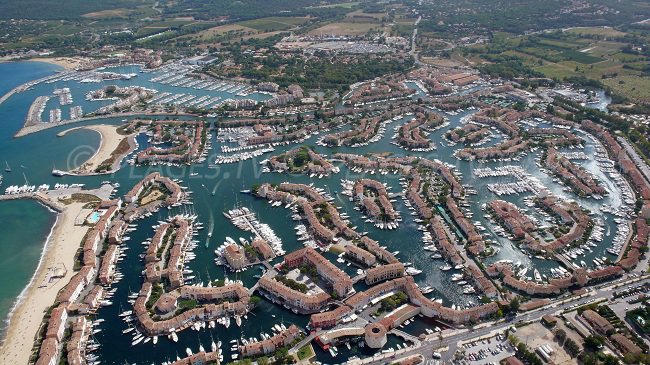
[0,61,622,364]
[0,62,63,334]
[0,199,56,333]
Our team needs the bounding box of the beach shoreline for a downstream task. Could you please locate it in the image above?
[26,57,87,71]
[0,202,59,340]
[0,57,84,71]
[59,124,134,175]
[0,197,90,364]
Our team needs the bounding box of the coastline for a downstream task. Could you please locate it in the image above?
[0,201,58,338]
[0,199,90,364]
[14,112,196,138]
[59,124,134,175]
[25,57,87,71]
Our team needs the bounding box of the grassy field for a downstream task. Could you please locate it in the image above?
[565,26,628,37]
[308,21,380,36]
[309,1,359,9]
[136,19,196,37]
[603,76,650,101]
[421,56,464,68]
[187,24,257,41]
[534,63,578,79]
[82,9,130,19]
[137,27,173,37]
[559,49,603,64]
[344,9,385,22]
[81,4,160,19]
[236,16,310,32]
[464,27,650,102]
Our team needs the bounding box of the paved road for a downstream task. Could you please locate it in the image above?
[618,136,650,186]
[345,274,650,365]
[410,16,424,66]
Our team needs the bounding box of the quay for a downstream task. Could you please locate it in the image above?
[230,210,260,235]
[0,192,65,212]
[616,220,634,262]
[14,111,195,138]
[0,184,115,209]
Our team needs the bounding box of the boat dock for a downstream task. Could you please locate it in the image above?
[0,184,115,212]
[0,192,65,212]
[226,207,284,256]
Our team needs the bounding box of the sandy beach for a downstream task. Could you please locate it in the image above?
[0,198,91,364]
[26,57,89,71]
[62,124,134,175]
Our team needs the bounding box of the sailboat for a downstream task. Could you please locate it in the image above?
[4,161,11,173]
[199,338,205,353]
[210,333,217,352]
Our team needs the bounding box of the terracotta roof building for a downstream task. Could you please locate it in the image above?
[284,247,352,297]
[365,263,405,285]
[611,334,642,355]
[239,325,301,357]
[582,309,614,334]
[224,244,246,270]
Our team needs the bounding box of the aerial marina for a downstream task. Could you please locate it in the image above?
[0,3,649,364]
[0,80,646,365]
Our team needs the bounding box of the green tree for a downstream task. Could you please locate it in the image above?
[508,297,520,313]
[601,354,619,365]
[273,347,293,364]
[580,352,598,365]
[584,335,604,351]
[564,338,580,357]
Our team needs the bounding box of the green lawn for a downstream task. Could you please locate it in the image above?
[297,344,314,360]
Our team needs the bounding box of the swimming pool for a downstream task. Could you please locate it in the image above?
[86,211,102,224]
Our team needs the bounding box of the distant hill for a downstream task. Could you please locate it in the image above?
[0,0,153,20]
[163,0,329,20]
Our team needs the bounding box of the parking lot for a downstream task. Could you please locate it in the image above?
[609,283,650,344]
[459,333,514,364]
